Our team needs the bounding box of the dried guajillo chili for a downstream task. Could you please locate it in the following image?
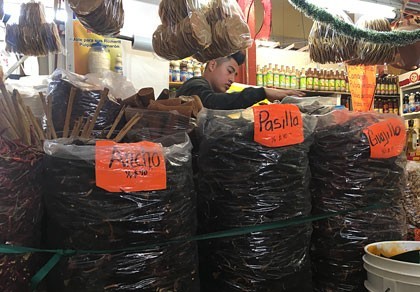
[0,137,43,292]
[310,112,406,292]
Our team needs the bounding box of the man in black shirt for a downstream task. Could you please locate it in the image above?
[176,51,304,110]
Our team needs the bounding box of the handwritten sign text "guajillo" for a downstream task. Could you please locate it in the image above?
[95,141,167,192]
[362,118,406,159]
[253,104,304,147]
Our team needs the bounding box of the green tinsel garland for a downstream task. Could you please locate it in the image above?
[288,0,420,46]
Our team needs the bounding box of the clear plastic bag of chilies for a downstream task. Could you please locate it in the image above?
[308,8,356,64]
[403,161,420,240]
[310,110,407,291]
[348,15,396,65]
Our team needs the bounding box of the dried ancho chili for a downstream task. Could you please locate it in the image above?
[197,108,316,292]
[0,137,43,292]
[43,133,199,291]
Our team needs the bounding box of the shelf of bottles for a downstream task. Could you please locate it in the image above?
[401,91,420,117]
[257,64,349,95]
[169,59,204,89]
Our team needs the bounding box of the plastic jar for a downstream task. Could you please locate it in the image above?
[88,42,111,74]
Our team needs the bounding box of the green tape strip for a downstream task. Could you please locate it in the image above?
[0,203,388,290]
[30,253,62,290]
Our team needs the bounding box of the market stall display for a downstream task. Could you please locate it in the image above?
[43,132,199,291]
[310,111,407,292]
[197,107,316,291]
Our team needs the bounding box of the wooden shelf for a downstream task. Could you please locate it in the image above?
[374,95,399,98]
[402,112,420,118]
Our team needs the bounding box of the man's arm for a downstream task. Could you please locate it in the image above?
[176,77,265,110]
[176,77,304,110]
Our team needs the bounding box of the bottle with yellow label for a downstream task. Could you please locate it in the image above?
[328,69,335,91]
[273,64,280,88]
[290,66,297,89]
[285,66,291,88]
[256,65,263,86]
[300,67,307,90]
[313,69,319,91]
[266,63,274,87]
[407,119,418,154]
[279,65,286,88]
[306,68,313,90]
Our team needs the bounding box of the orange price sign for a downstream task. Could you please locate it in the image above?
[362,118,406,159]
[253,104,304,148]
[95,140,167,193]
[347,65,376,112]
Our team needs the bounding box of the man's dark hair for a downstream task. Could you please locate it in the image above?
[229,50,246,66]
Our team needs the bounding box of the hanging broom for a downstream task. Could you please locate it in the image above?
[5,1,62,56]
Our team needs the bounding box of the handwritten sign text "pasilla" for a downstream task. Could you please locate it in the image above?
[257,109,300,132]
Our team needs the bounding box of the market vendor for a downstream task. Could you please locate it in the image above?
[176,51,305,110]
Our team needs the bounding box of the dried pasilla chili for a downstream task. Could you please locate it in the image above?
[0,136,43,292]
[43,133,199,291]
[309,112,406,292]
[197,108,316,292]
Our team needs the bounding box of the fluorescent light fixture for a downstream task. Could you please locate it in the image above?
[307,0,398,18]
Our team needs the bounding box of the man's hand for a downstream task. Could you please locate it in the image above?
[264,88,305,103]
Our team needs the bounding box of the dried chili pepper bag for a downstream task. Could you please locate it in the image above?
[196,106,317,292]
[0,137,44,292]
[309,111,407,292]
[43,132,199,291]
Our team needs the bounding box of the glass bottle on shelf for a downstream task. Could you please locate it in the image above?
[300,67,307,90]
[409,92,416,113]
[285,66,291,88]
[415,92,420,112]
[263,65,267,86]
[266,63,274,87]
[393,99,399,115]
[273,64,280,88]
[306,68,313,90]
[406,119,418,154]
[313,69,319,91]
[403,94,410,114]
[256,65,263,86]
[279,65,286,88]
[319,69,325,91]
[290,66,297,89]
[378,99,383,113]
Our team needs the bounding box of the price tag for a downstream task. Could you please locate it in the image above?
[253,104,304,148]
[362,118,406,159]
[95,140,166,193]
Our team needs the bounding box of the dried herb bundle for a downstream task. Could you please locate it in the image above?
[197,108,316,291]
[5,2,62,56]
[0,137,43,292]
[348,16,396,65]
[308,10,356,64]
[43,133,199,291]
[68,0,124,36]
[310,112,407,292]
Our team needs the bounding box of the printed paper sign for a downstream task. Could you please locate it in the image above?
[253,104,304,147]
[347,65,376,112]
[95,141,166,192]
[362,118,406,159]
